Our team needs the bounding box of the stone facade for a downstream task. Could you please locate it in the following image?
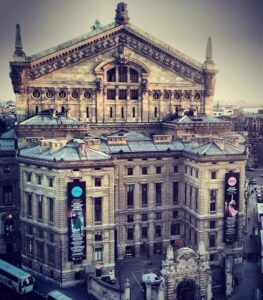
[10,2,246,291]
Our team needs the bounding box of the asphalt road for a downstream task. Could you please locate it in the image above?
[0,284,44,300]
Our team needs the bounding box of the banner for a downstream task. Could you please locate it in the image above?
[224,173,240,243]
[67,181,86,261]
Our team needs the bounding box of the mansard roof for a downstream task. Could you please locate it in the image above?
[19,130,245,162]
[19,114,82,126]
[167,115,229,124]
[20,139,110,161]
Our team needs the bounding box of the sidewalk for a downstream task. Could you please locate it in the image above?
[229,185,260,300]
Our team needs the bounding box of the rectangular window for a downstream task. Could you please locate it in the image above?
[127,228,134,240]
[121,107,125,118]
[94,177,101,187]
[26,172,32,182]
[210,220,216,229]
[37,195,43,220]
[47,245,55,264]
[3,185,13,204]
[156,166,162,174]
[48,197,54,223]
[27,193,32,217]
[132,107,136,118]
[107,89,116,100]
[95,232,102,241]
[36,241,44,259]
[195,188,199,210]
[171,223,180,235]
[155,183,162,206]
[155,225,162,237]
[173,182,179,204]
[119,66,127,82]
[210,189,217,212]
[94,197,102,222]
[110,107,113,118]
[95,248,102,261]
[141,227,148,239]
[26,237,33,255]
[142,167,148,175]
[86,107,89,118]
[119,89,127,100]
[209,234,216,248]
[154,107,158,118]
[37,175,42,185]
[127,185,134,207]
[173,210,178,219]
[195,169,199,178]
[190,168,193,176]
[142,213,148,221]
[48,177,54,187]
[130,89,139,100]
[127,167,133,176]
[127,214,134,222]
[156,212,162,220]
[173,165,179,173]
[211,171,217,179]
[141,184,148,207]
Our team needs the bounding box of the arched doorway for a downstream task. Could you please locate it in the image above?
[177,279,197,300]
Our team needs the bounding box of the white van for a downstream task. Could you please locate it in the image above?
[46,290,73,300]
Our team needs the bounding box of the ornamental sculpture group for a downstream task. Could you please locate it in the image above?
[145,243,212,300]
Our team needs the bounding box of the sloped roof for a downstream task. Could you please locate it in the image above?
[20,139,110,161]
[27,22,203,70]
[107,130,151,142]
[184,141,244,156]
[0,139,16,151]
[168,115,228,124]
[0,129,16,139]
[19,115,82,126]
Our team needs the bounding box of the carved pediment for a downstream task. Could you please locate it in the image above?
[25,25,205,85]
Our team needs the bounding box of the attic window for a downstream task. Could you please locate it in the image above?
[174,92,180,100]
[46,90,54,98]
[84,91,92,99]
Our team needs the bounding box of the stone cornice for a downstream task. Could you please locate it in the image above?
[19,26,206,84]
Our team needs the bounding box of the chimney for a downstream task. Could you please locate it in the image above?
[83,137,101,150]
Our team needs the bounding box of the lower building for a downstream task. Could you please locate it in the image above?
[0,129,20,260]
[18,130,246,287]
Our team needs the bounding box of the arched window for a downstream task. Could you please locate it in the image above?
[107,68,116,82]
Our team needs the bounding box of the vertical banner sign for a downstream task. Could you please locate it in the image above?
[224,173,240,243]
[67,181,86,261]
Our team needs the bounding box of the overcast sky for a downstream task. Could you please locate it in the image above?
[0,0,262,106]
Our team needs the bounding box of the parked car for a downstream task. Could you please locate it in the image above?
[250,178,257,185]
[246,167,255,171]
[142,273,164,285]
[101,275,116,285]
[261,174,263,178]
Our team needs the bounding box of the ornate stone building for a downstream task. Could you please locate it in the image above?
[10,2,246,292]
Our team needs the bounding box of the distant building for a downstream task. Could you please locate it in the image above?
[0,129,20,259]
[9,2,246,296]
[247,112,263,142]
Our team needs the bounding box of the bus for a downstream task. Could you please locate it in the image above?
[46,290,73,300]
[0,259,34,294]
